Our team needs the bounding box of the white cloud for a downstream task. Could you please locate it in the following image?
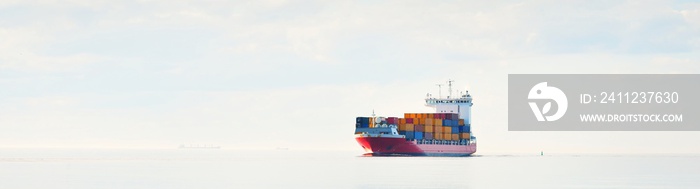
[1,53,102,72]
[680,8,700,25]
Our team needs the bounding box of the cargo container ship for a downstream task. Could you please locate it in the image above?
[354,81,476,156]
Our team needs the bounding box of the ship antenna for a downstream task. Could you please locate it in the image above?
[436,84,443,99]
[447,79,454,99]
[372,109,376,117]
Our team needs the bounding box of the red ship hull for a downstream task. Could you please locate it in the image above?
[355,137,476,156]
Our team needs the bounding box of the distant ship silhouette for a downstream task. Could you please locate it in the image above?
[178,144,221,149]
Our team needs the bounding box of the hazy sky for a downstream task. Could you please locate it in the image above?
[1,0,699,153]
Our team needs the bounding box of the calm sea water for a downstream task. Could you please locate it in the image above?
[0,149,698,189]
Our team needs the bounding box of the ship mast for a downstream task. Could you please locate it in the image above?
[447,79,454,99]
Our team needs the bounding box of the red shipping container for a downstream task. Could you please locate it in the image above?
[405,118,414,124]
[415,125,424,132]
[386,117,399,124]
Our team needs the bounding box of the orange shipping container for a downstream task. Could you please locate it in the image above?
[399,118,406,125]
[424,125,433,133]
[444,134,452,140]
[443,126,451,134]
[400,124,412,131]
[435,133,442,140]
[460,133,470,139]
[427,114,434,119]
[434,119,442,126]
[424,118,433,126]
[405,124,414,131]
[404,113,413,118]
[451,134,458,141]
[458,119,465,126]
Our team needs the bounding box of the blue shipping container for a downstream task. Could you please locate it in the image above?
[415,132,423,140]
[452,127,460,134]
[405,131,415,139]
[356,117,370,124]
[442,119,459,127]
[459,126,471,133]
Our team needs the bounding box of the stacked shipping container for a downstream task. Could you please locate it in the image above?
[356,113,471,141]
[397,113,471,141]
[355,117,370,128]
[355,116,400,128]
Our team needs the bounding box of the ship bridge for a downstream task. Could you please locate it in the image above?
[425,80,473,125]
